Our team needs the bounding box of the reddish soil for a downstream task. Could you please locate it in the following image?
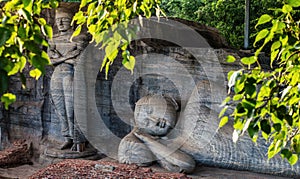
[0,145,291,179]
[0,159,291,179]
[29,159,189,179]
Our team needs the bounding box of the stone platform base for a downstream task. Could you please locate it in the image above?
[44,146,99,159]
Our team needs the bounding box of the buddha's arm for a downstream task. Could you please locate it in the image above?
[51,43,83,65]
[134,131,195,173]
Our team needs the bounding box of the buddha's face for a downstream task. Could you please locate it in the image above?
[55,12,72,32]
[134,95,177,136]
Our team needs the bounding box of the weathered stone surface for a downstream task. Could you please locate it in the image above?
[2,12,296,177]
[44,146,98,159]
[117,94,195,173]
[179,80,300,177]
[48,3,90,153]
[141,17,229,49]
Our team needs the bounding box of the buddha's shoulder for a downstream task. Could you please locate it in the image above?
[72,33,91,42]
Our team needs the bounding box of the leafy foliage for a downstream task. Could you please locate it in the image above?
[0,0,58,107]
[0,0,161,108]
[160,0,203,21]
[159,0,283,48]
[220,1,300,165]
[72,0,162,78]
[197,0,283,48]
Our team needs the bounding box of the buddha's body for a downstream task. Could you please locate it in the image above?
[118,95,195,173]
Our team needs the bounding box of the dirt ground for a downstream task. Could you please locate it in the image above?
[0,158,292,179]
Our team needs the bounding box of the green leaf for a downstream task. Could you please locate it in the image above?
[281,86,292,100]
[50,0,59,8]
[30,54,48,73]
[233,94,243,101]
[71,25,82,42]
[80,0,88,9]
[242,99,255,112]
[280,35,288,47]
[17,26,27,39]
[38,18,47,26]
[1,93,16,110]
[18,8,32,22]
[288,154,298,165]
[282,4,293,13]
[19,56,26,72]
[255,14,272,28]
[257,85,271,101]
[72,11,85,25]
[241,56,257,65]
[261,120,271,134]
[228,70,242,93]
[24,41,40,54]
[287,0,300,7]
[273,123,281,132]
[219,106,228,118]
[34,1,42,15]
[268,140,283,159]
[226,55,236,63]
[271,41,281,52]
[106,48,119,62]
[234,76,246,94]
[0,27,11,46]
[291,72,299,86]
[248,123,259,140]
[123,55,135,73]
[219,116,229,128]
[105,40,120,62]
[33,34,48,47]
[23,0,33,13]
[7,62,20,76]
[254,29,269,47]
[95,30,109,44]
[100,56,108,72]
[41,51,50,65]
[221,96,231,106]
[245,82,256,97]
[105,61,110,80]
[29,68,42,80]
[281,149,292,159]
[22,0,31,8]
[42,24,53,39]
[293,141,300,153]
[271,49,279,67]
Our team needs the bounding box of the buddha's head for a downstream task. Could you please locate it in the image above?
[134,94,178,136]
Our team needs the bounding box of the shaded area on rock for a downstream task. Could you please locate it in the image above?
[140,17,229,49]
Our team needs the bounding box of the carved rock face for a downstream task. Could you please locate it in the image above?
[55,10,72,32]
[134,95,177,136]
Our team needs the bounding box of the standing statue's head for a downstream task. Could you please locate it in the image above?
[54,3,80,34]
[55,8,73,33]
